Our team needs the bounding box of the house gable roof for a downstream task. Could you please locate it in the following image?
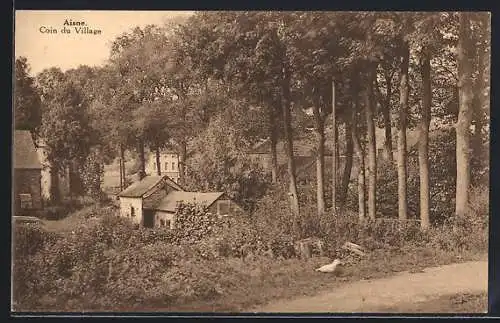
[149,191,225,213]
[118,175,184,198]
[14,130,42,169]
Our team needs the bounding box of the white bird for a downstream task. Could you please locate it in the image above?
[315,259,343,273]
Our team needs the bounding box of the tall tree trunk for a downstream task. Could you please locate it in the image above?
[137,138,146,180]
[331,81,337,215]
[49,166,60,204]
[179,141,187,186]
[120,145,126,190]
[270,135,279,184]
[365,67,377,220]
[340,116,354,209]
[419,49,432,230]
[397,42,410,222]
[471,24,487,186]
[68,160,78,198]
[352,111,366,222]
[383,72,394,163]
[155,146,161,176]
[281,66,300,231]
[313,96,325,216]
[119,145,123,191]
[335,125,340,189]
[178,89,188,187]
[455,13,474,217]
[269,104,279,184]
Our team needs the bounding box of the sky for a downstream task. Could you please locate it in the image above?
[14,10,194,76]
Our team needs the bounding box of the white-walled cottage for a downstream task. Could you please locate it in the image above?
[118,175,244,229]
[117,175,183,227]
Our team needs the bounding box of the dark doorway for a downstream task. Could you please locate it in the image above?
[143,210,155,228]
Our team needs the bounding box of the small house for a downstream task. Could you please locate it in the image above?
[13,130,43,215]
[117,175,183,227]
[118,175,243,229]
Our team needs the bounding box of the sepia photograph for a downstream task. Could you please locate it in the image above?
[12,10,489,314]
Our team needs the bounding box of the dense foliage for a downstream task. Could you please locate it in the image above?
[12,190,487,311]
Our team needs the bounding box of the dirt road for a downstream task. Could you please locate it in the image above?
[254,260,488,313]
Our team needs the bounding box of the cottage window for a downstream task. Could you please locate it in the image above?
[165,162,169,171]
[159,219,171,229]
[172,162,176,170]
[217,200,230,216]
[19,193,33,209]
[130,206,135,217]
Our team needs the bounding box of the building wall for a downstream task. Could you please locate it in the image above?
[13,169,42,213]
[146,152,180,183]
[36,147,70,201]
[119,196,143,225]
[207,198,244,216]
[153,211,175,229]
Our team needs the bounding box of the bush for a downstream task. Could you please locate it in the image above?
[252,185,297,238]
[173,203,219,244]
[12,224,60,306]
[428,185,488,253]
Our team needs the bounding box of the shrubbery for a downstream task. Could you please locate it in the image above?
[13,150,488,311]
[13,199,305,310]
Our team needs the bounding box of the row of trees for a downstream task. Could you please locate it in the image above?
[15,11,489,229]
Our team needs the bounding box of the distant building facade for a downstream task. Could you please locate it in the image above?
[145,150,180,183]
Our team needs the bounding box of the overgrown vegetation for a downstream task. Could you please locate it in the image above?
[13,180,487,312]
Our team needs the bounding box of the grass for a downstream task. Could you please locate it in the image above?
[376,292,488,313]
[23,203,487,313]
[133,249,487,312]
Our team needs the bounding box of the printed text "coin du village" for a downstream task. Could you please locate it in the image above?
[39,19,102,35]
